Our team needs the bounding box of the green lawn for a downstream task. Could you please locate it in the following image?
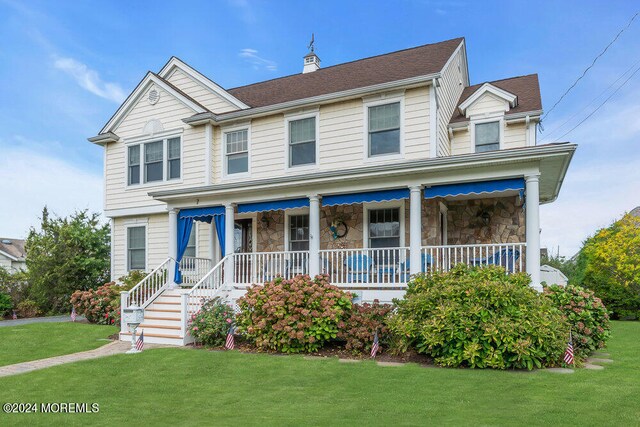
[0,322,638,426]
[0,322,118,367]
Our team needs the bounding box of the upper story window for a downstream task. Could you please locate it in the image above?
[225,129,249,175]
[289,116,316,167]
[368,102,400,157]
[127,136,181,186]
[474,121,500,153]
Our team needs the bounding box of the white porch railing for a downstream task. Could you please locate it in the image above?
[421,243,526,274]
[179,256,213,286]
[319,247,410,287]
[233,251,310,285]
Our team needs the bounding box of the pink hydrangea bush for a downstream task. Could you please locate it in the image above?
[188,297,235,347]
[70,282,120,325]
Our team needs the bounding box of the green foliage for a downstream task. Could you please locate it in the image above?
[118,270,147,288]
[336,301,392,354]
[388,265,569,370]
[575,213,640,319]
[25,207,110,313]
[0,292,12,316]
[70,282,121,325]
[16,299,40,318]
[0,266,28,306]
[237,275,352,353]
[188,298,236,347]
[541,253,578,283]
[544,284,611,359]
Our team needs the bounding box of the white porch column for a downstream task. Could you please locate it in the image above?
[308,195,321,277]
[168,209,178,287]
[224,204,235,288]
[409,186,423,276]
[525,174,542,291]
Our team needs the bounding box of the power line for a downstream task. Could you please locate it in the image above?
[554,63,640,141]
[542,11,639,121]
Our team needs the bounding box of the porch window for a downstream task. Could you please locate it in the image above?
[128,145,140,185]
[167,137,181,180]
[475,121,500,152]
[144,141,164,183]
[225,129,249,175]
[289,214,309,251]
[127,226,146,271]
[184,227,196,258]
[368,102,400,156]
[289,117,316,167]
[368,208,400,248]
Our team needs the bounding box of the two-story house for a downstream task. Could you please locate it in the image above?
[89,37,576,344]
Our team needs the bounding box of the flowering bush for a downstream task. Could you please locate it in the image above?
[70,282,121,325]
[16,299,40,318]
[236,275,352,353]
[337,301,392,354]
[544,284,610,359]
[388,265,569,370]
[188,298,235,347]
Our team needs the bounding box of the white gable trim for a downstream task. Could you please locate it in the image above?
[159,57,249,110]
[99,73,207,134]
[458,83,517,116]
[0,249,20,262]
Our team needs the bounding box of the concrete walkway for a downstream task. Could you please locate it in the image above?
[0,340,167,378]
[0,315,85,327]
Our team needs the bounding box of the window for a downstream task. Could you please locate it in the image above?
[225,129,249,175]
[127,136,181,186]
[368,102,400,156]
[128,145,140,185]
[475,121,500,152]
[289,214,309,251]
[184,226,196,258]
[289,117,316,167]
[368,208,400,248]
[127,226,146,271]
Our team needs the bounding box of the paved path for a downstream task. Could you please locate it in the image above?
[0,341,168,378]
[0,315,85,327]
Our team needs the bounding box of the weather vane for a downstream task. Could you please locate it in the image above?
[308,33,315,53]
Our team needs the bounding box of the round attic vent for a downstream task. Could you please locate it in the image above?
[148,88,160,105]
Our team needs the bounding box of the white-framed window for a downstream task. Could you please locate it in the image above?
[184,226,197,258]
[127,225,146,271]
[224,128,249,175]
[288,214,310,251]
[127,135,181,186]
[287,113,318,168]
[368,102,401,156]
[367,208,401,248]
[474,120,501,153]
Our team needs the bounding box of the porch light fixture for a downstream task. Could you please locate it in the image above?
[481,211,491,226]
[260,215,270,228]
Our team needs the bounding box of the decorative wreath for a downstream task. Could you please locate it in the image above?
[329,219,348,239]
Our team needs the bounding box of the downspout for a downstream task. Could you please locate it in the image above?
[429,78,439,158]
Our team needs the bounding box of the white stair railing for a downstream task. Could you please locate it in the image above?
[178,256,213,286]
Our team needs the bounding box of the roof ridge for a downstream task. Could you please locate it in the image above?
[471,73,538,87]
[151,72,212,113]
[227,37,464,92]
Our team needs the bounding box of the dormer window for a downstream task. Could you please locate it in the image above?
[474,121,500,153]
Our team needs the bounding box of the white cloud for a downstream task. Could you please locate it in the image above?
[0,146,103,239]
[53,56,126,103]
[239,48,277,72]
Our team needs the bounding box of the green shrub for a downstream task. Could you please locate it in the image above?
[337,301,392,354]
[70,282,122,325]
[188,298,235,347]
[0,292,12,317]
[388,265,569,370]
[118,270,147,288]
[544,284,611,359]
[236,275,352,353]
[16,299,40,318]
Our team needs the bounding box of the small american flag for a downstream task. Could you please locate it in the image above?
[564,331,574,365]
[225,325,235,350]
[12,310,17,320]
[370,330,380,358]
[136,331,144,351]
[71,307,77,322]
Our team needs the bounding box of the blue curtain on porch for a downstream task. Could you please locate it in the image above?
[423,178,525,199]
[237,197,309,213]
[322,188,410,206]
[175,206,226,283]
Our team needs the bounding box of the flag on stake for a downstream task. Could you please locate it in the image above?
[136,331,144,351]
[225,325,235,350]
[564,331,574,365]
[12,310,17,320]
[71,307,77,322]
[370,330,380,358]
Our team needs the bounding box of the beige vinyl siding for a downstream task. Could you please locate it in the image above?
[196,222,216,259]
[318,98,364,169]
[436,47,465,157]
[105,86,208,211]
[403,86,431,159]
[0,256,12,270]
[450,128,471,155]
[504,122,527,149]
[466,92,509,117]
[165,69,238,114]
[113,214,169,279]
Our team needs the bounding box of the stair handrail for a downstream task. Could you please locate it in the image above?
[126,257,174,309]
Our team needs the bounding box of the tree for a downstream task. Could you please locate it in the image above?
[25,207,110,313]
[576,213,640,319]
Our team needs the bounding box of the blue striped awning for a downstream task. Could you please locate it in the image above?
[237,197,309,213]
[424,178,525,199]
[179,206,225,222]
[322,188,410,207]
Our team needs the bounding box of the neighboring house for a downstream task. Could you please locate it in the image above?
[89,37,576,344]
[0,238,27,272]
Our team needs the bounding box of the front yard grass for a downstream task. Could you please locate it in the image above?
[0,321,637,426]
[0,322,117,367]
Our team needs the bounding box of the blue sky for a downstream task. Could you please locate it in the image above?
[0,0,639,256]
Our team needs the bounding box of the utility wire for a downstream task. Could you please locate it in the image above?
[554,63,640,141]
[542,11,639,121]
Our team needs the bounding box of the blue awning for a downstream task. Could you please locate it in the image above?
[424,178,525,199]
[323,188,410,207]
[237,197,309,213]
[179,206,225,222]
